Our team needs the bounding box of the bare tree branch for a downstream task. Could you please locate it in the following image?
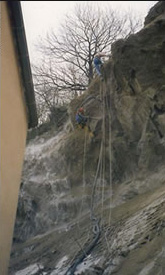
[33,2,143,123]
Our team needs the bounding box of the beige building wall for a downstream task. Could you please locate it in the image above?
[0,2,28,274]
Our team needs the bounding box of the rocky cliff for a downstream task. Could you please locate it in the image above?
[9,2,165,275]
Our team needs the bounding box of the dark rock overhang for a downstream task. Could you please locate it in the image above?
[144,1,165,26]
[7,1,38,129]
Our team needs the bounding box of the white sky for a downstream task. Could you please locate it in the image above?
[20,1,157,64]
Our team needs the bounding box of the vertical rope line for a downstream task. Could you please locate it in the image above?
[103,78,113,254]
[101,81,106,227]
[96,81,104,217]
[96,145,103,210]
[106,89,113,227]
[90,139,103,218]
[108,109,112,227]
[103,80,113,226]
[90,80,104,219]
[78,128,88,225]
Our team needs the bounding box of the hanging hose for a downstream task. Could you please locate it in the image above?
[65,226,101,275]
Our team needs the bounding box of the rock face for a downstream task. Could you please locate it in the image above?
[9,2,165,275]
[144,1,165,26]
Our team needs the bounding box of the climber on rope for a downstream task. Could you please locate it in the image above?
[75,107,88,128]
[93,51,108,81]
[75,107,94,137]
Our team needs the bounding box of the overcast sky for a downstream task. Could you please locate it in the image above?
[20,1,157,64]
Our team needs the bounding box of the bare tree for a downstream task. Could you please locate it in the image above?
[33,62,74,123]
[33,2,143,123]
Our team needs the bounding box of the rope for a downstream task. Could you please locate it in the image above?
[90,139,103,218]
[103,72,113,254]
[66,75,113,274]
[91,76,113,251]
[107,93,113,227]
[77,127,88,232]
[101,81,106,227]
[90,79,105,220]
[65,227,100,275]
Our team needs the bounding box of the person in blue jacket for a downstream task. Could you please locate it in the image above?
[75,107,88,128]
[75,107,94,138]
[93,52,108,80]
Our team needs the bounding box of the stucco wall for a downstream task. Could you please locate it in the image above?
[0,2,28,274]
